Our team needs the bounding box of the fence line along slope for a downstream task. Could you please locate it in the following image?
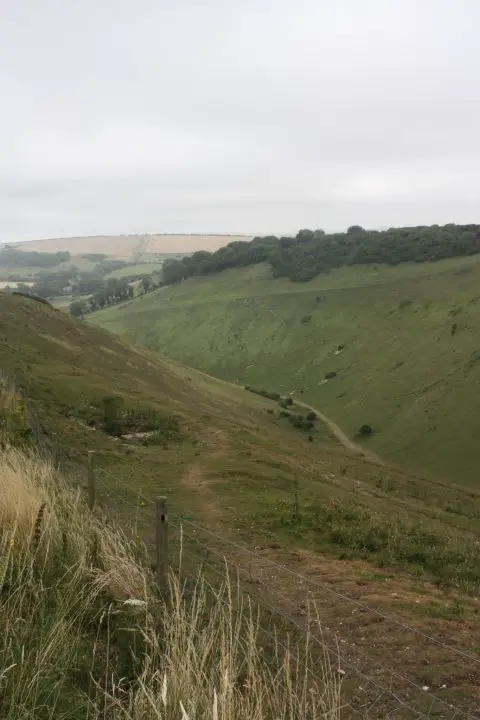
[2,290,480,715]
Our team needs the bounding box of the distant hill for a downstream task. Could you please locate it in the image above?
[10,233,253,259]
[92,252,480,488]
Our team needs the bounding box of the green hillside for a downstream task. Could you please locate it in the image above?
[5,289,480,713]
[91,255,480,487]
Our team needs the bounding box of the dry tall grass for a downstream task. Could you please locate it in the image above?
[0,447,342,719]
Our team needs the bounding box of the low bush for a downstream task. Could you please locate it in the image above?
[278,410,314,432]
[358,424,373,437]
[78,397,181,442]
[245,386,281,401]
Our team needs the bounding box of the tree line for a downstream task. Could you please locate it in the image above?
[69,274,159,316]
[0,247,71,268]
[162,224,480,285]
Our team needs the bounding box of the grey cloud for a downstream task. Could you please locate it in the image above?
[1,0,479,242]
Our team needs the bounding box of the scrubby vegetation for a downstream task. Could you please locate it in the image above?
[161,224,480,284]
[0,246,71,268]
[245,385,281,401]
[76,396,181,443]
[0,441,340,718]
[271,498,480,591]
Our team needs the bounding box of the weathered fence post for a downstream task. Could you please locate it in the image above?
[87,450,96,510]
[155,496,168,589]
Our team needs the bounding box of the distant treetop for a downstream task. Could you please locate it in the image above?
[161,223,480,285]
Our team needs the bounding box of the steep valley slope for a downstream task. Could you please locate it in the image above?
[91,256,480,488]
[4,290,480,713]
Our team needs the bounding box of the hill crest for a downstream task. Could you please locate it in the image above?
[9,232,253,259]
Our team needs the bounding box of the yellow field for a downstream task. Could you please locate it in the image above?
[11,233,253,259]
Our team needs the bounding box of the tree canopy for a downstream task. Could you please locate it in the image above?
[0,247,70,268]
[161,224,480,285]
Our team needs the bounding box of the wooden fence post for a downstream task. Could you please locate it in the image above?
[87,450,96,510]
[155,496,168,589]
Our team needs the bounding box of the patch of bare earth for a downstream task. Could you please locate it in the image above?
[185,527,480,718]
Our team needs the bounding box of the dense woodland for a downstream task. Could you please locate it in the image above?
[0,246,70,268]
[162,224,480,284]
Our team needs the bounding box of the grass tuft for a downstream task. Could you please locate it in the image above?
[0,446,341,719]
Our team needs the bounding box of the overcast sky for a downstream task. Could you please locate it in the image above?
[1,0,479,242]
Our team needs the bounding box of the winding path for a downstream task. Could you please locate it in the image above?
[294,398,384,465]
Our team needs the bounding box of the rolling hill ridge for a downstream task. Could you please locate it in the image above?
[91,254,480,488]
[4,288,480,713]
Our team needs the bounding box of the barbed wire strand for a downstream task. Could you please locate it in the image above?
[169,511,480,668]
[178,544,396,719]
[95,468,480,718]
[176,526,476,720]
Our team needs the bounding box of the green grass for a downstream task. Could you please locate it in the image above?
[3,288,480,591]
[107,261,165,279]
[2,447,337,719]
[91,256,480,488]
[4,289,480,713]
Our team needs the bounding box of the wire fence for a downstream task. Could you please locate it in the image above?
[92,463,480,720]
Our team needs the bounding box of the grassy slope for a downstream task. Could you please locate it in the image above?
[91,257,480,488]
[3,289,480,578]
[4,291,480,712]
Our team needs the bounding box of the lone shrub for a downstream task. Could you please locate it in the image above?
[325,371,337,380]
[279,397,293,408]
[306,411,317,422]
[301,315,312,324]
[359,424,373,437]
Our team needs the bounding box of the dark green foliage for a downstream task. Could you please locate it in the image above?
[245,386,281,401]
[289,414,315,431]
[81,253,108,262]
[159,224,480,285]
[278,397,293,408]
[82,397,180,442]
[325,371,337,380]
[94,259,129,275]
[278,410,314,432]
[306,411,317,422]
[69,299,87,317]
[359,424,373,437]
[0,247,70,268]
[451,323,458,336]
[300,315,312,324]
[101,396,123,436]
